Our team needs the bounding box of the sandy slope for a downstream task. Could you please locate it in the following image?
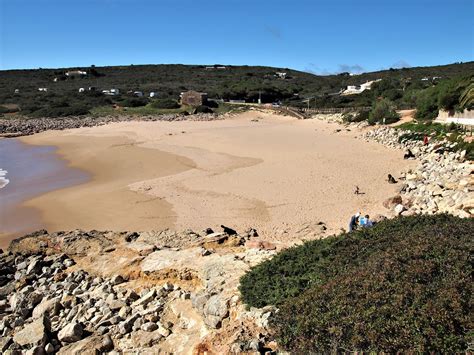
[17,111,415,241]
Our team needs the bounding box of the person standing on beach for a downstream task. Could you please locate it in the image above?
[348,212,360,232]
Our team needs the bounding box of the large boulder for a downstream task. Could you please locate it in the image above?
[57,335,104,355]
[131,330,163,348]
[245,240,276,250]
[394,204,406,215]
[32,298,61,319]
[13,315,50,347]
[58,322,83,343]
[383,195,403,210]
[203,295,229,329]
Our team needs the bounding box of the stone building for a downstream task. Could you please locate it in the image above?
[180,91,207,106]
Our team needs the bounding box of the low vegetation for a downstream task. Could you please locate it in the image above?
[415,75,473,120]
[239,215,473,353]
[397,121,474,160]
[150,98,180,109]
[341,110,369,123]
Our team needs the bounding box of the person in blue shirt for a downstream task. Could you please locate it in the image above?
[363,214,373,228]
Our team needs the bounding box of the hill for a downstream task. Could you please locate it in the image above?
[0,62,473,117]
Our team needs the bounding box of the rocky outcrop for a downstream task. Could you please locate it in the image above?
[0,113,222,137]
[363,127,473,218]
[0,226,281,354]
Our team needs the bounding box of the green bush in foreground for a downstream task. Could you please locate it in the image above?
[239,215,473,353]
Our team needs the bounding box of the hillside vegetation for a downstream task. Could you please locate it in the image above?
[0,62,473,117]
[239,215,473,353]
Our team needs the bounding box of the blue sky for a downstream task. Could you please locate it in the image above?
[1,0,473,73]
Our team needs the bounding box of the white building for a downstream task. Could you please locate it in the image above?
[38,88,48,92]
[79,88,85,93]
[275,72,287,79]
[103,88,120,96]
[66,70,87,77]
[149,92,157,98]
[341,79,381,95]
[133,91,144,97]
[205,66,227,70]
[14,89,20,94]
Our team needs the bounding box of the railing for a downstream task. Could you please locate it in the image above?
[300,107,371,114]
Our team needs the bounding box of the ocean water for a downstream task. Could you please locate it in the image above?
[0,138,89,239]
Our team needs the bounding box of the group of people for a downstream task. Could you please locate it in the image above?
[348,212,373,232]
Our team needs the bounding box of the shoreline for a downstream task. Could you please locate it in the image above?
[17,134,196,239]
[3,111,416,245]
[0,139,90,248]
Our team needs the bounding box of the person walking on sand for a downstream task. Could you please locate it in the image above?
[348,212,360,232]
[423,135,429,146]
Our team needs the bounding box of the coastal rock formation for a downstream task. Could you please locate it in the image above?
[363,127,473,218]
[0,227,280,354]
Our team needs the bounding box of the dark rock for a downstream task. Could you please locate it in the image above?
[203,228,214,235]
[100,335,114,352]
[220,225,237,235]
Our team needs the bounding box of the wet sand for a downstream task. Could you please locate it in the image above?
[7,111,416,244]
[0,139,89,248]
[17,136,195,238]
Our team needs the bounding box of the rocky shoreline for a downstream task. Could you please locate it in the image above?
[0,113,223,137]
[0,225,309,354]
[362,127,473,218]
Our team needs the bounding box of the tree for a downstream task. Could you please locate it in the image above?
[368,98,400,124]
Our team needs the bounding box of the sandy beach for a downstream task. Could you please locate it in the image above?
[7,111,415,246]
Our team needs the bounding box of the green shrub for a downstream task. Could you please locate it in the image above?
[240,215,473,353]
[0,105,19,113]
[368,98,400,125]
[150,98,180,109]
[415,75,473,120]
[120,97,148,107]
[31,105,90,117]
[342,110,369,123]
[193,105,213,114]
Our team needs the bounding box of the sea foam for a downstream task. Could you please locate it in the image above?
[0,169,9,189]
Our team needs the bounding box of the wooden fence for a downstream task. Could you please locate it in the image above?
[300,107,371,114]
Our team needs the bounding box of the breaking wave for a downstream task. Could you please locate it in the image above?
[0,169,9,189]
